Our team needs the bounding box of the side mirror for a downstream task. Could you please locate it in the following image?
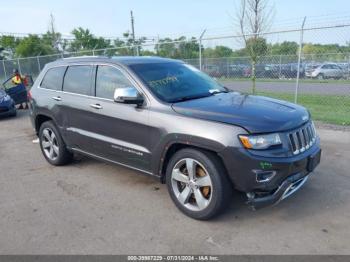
[114,87,144,106]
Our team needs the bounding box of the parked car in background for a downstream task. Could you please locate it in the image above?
[227,64,249,78]
[0,88,16,117]
[279,63,305,79]
[243,64,279,79]
[305,63,345,80]
[203,64,222,78]
[2,74,33,106]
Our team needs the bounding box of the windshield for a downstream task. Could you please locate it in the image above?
[129,62,226,103]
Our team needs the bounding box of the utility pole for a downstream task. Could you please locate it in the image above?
[130,10,139,56]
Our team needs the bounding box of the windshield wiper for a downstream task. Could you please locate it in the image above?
[209,89,229,95]
[170,93,213,103]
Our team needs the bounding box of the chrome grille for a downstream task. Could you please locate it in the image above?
[289,122,317,155]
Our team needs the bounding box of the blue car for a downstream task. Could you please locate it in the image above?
[0,88,16,117]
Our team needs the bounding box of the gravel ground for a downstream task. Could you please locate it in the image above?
[0,110,349,255]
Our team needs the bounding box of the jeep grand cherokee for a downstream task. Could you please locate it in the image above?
[29,56,321,220]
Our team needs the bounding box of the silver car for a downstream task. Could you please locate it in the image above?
[306,63,345,80]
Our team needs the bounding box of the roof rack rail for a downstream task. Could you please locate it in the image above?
[62,55,107,60]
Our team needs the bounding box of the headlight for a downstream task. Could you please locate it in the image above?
[239,133,282,150]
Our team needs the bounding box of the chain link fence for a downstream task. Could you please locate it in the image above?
[0,23,349,125]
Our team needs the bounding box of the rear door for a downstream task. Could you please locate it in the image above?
[59,64,96,152]
[83,64,152,172]
[321,64,332,77]
[331,64,343,78]
[36,66,67,129]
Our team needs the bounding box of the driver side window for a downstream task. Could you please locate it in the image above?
[95,65,134,99]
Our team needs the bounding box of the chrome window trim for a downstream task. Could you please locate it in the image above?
[37,62,150,106]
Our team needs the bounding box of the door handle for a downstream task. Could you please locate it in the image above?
[52,96,62,101]
[90,103,103,109]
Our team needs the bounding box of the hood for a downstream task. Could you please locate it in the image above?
[171,92,310,133]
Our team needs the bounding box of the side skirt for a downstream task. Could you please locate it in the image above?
[70,147,161,180]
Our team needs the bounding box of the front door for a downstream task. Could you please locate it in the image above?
[77,64,152,173]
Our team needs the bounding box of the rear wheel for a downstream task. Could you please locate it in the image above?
[39,121,73,166]
[166,148,232,220]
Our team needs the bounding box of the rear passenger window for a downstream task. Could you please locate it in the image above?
[96,66,133,99]
[41,67,66,90]
[63,65,92,95]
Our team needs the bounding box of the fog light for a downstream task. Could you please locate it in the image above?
[252,170,277,182]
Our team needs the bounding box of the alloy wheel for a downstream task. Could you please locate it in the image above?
[171,158,213,211]
[41,128,59,161]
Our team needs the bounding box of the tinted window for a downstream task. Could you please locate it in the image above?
[63,65,92,95]
[41,66,66,90]
[130,62,226,103]
[95,66,134,99]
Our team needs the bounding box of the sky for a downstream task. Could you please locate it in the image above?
[1,0,350,38]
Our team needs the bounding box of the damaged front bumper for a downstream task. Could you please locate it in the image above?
[246,173,310,210]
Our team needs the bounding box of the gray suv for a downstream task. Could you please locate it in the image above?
[29,56,321,220]
[305,63,345,80]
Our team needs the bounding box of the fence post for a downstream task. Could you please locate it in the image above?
[294,17,306,104]
[37,56,41,72]
[17,58,22,75]
[2,60,7,80]
[279,54,282,78]
[348,53,350,80]
[199,29,206,70]
[226,58,229,78]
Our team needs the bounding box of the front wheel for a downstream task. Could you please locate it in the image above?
[166,148,232,220]
[317,74,324,80]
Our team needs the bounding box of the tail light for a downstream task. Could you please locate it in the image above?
[27,90,32,100]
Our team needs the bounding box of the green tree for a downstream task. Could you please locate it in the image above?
[237,0,274,94]
[270,41,298,55]
[70,27,111,52]
[204,45,233,58]
[15,35,54,57]
[42,13,62,53]
[156,37,176,57]
[156,36,199,59]
[0,35,20,59]
[245,37,268,58]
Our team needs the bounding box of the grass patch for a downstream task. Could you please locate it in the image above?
[219,77,350,85]
[257,92,350,126]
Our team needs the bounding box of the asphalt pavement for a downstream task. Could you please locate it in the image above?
[0,111,349,254]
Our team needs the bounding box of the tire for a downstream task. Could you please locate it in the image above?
[317,74,324,80]
[39,121,73,166]
[166,148,232,220]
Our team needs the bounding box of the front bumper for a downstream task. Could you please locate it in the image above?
[219,138,321,209]
[247,173,309,209]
